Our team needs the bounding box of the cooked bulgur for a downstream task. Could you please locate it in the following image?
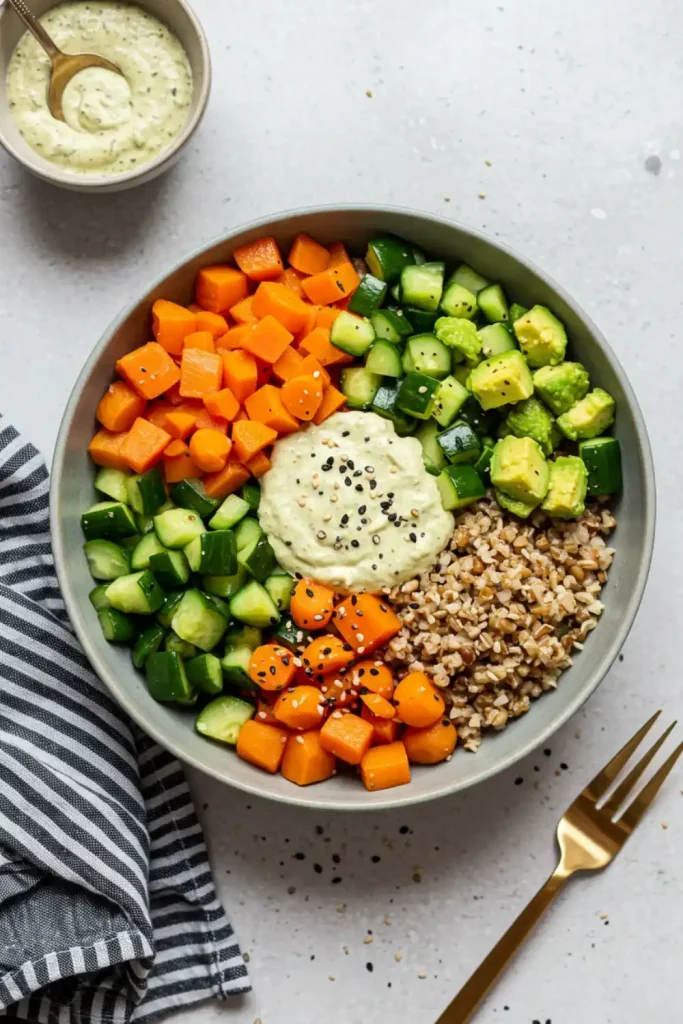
[385,494,616,751]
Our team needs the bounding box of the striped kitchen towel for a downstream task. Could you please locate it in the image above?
[0,417,249,1023]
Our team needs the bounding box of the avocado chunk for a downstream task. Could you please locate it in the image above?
[469,350,534,411]
[533,362,590,416]
[556,388,615,441]
[490,435,550,506]
[495,489,537,519]
[541,456,588,519]
[434,317,482,367]
[504,396,558,457]
[513,305,567,367]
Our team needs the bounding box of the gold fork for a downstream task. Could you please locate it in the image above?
[436,711,682,1024]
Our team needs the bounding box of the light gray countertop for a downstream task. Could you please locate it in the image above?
[0,1,681,1021]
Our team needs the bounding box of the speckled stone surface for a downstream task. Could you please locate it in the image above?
[1,1,682,1021]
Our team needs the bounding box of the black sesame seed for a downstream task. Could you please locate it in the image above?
[358,505,367,515]
[345,478,352,486]
[306,588,314,598]
[342,430,350,437]
[409,532,417,542]
[369,479,377,490]
[347,459,355,470]
[355,484,363,492]
[351,540,360,548]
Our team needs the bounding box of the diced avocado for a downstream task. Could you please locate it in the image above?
[504,397,558,457]
[556,388,616,441]
[434,317,481,366]
[509,303,529,323]
[541,456,588,519]
[513,305,567,367]
[469,350,534,411]
[490,435,550,506]
[533,362,590,416]
[494,489,537,519]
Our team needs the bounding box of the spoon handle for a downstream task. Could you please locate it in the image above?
[8,0,62,60]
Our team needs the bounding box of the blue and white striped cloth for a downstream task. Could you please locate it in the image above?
[0,418,249,1022]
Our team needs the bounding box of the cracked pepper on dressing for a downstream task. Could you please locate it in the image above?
[6,2,192,175]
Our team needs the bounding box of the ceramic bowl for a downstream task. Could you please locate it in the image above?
[51,206,656,809]
[0,0,211,192]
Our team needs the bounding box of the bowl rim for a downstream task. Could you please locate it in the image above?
[0,0,212,190]
[50,204,657,811]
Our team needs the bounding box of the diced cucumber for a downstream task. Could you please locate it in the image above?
[371,308,413,343]
[81,501,137,541]
[264,573,295,612]
[203,567,249,599]
[130,532,166,571]
[458,395,497,436]
[94,467,130,504]
[120,534,142,550]
[416,420,448,475]
[402,334,451,380]
[437,465,486,511]
[348,274,387,316]
[238,534,277,582]
[403,308,439,333]
[270,618,311,651]
[164,631,198,660]
[478,323,516,359]
[432,375,470,428]
[186,653,224,695]
[132,624,166,669]
[437,421,482,464]
[474,444,495,475]
[185,531,237,575]
[330,311,376,356]
[157,591,185,629]
[206,593,231,619]
[154,508,204,548]
[208,494,250,530]
[225,624,263,650]
[240,482,261,511]
[149,550,191,589]
[135,513,155,535]
[371,379,415,433]
[234,516,263,552]
[230,580,280,628]
[579,437,622,496]
[365,237,416,283]
[389,282,401,303]
[196,695,255,744]
[171,589,228,652]
[105,570,165,615]
[400,262,445,312]
[452,365,472,387]
[340,367,382,410]
[83,539,130,581]
[509,303,529,323]
[146,651,193,703]
[448,263,490,295]
[365,341,404,377]
[170,478,220,519]
[440,281,477,319]
[478,284,509,323]
[89,585,112,611]
[127,468,166,516]
[98,608,136,644]
[396,372,440,420]
[220,645,256,689]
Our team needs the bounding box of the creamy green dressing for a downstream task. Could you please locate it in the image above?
[6,2,193,176]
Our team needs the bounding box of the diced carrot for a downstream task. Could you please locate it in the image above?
[254,698,279,726]
[313,384,347,425]
[179,348,223,399]
[239,315,293,364]
[301,261,360,305]
[298,354,331,386]
[333,593,402,654]
[290,579,335,630]
[252,282,312,334]
[96,381,145,433]
[294,303,318,343]
[88,428,130,470]
[120,417,171,474]
[203,387,240,422]
[232,420,278,463]
[272,345,305,383]
[203,460,251,499]
[333,293,354,311]
[360,741,411,791]
[215,324,255,351]
[275,686,326,731]
[162,410,197,440]
[361,706,402,746]
[163,447,200,484]
[301,635,355,677]
[116,343,180,401]
[403,720,457,765]
[193,406,228,433]
[320,713,373,766]
[234,409,249,422]
[276,266,307,299]
[236,720,288,774]
[254,357,272,387]
[249,644,296,691]
[350,659,395,700]
[163,439,188,457]
[245,451,271,478]
[233,236,284,282]
[152,299,197,357]
[360,692,395,720]
[187,303,202,314]
[281,730,336,787]
[195,310,229,339]
[281,373,324,421]
[288,233,330,275]
[182,330,215,353]
[189,428,232,473]
[393,673,446,728]
[230,296,258,324]
[164,381,184,405]
[315,306,342,330]
[327,241,351,267]
[299,327,354,366]
[244,385,300,436]
[195,265,248,313]
[145,399,172,430]
[221,349,258,403]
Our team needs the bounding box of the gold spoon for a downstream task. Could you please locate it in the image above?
[8,0,124,122]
